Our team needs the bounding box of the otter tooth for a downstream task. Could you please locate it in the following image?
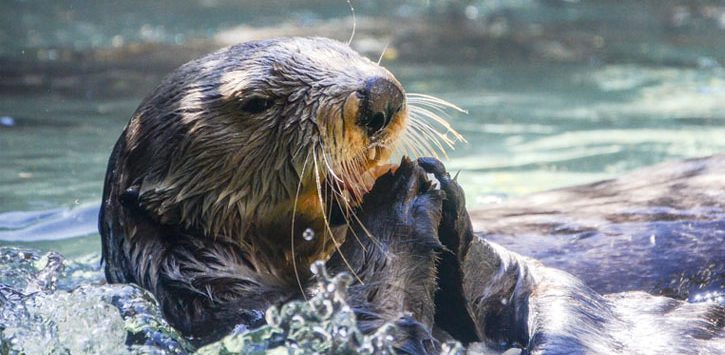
[368,147,376,161]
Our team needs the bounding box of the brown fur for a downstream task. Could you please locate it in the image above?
[99,37,437,347]
[99,37,723,353]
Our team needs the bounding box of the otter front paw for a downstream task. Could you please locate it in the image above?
[356,157,445,252]
[418,157,474,255]
[334,158,446,338]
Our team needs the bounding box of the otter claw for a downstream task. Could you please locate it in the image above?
[426,173,441,190]
[418,157,454,190]
[418,157,460,198]
[417,157,447,178]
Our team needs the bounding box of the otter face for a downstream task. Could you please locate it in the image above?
[210,38,409,201]
[126,37,461,239]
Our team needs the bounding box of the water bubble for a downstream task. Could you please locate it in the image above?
[265,306,281,326]
[691,291,724,304]
[316,299,334,320]
[464,5,479,20]
[0,116,15,127]
[302,228,315,241]
[310,260,328,278]
[289,315,306,330]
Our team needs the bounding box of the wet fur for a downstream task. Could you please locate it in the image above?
[100,37,724,352]
[100,37,439,348]
[423,158,724,354]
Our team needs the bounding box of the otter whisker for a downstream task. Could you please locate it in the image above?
[408,105,466,144]
[321,149,345,185]
[331,149,385,253]
[313,148,364,284]
[324,176,335,253]
[398,134,424,158]
[326,175,368,254]
[331,151,376,255]
[346,202,386,253]
[407,119,449,154]
[377,40,390,65]
[406,93,467,147]
[346,0,356,45]
[406,93,468,114]
[402,122,440,158]
[408,107,459,137]
[290,149,312,301]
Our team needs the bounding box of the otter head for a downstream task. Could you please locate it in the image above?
[123,37,461,244]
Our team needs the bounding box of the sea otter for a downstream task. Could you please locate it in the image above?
[100,37,457,350]
[100,37,724,353]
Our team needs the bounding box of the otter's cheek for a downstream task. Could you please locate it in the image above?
[342,91,369,152]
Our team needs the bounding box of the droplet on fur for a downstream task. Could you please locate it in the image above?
[303,228,315,241]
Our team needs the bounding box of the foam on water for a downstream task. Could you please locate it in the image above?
[0,247,468,354]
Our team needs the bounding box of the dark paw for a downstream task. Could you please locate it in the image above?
[417,158,465,215]
[364,157,438,207]
[357,157,445,251]
[417,157,472,255]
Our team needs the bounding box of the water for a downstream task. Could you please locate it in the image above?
[3,63,724,219]
[1,0,724,353]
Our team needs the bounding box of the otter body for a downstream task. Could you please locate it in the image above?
[101,37,724,353]
[100,37,438,346]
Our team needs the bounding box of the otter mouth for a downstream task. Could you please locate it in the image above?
[313,80,466,218]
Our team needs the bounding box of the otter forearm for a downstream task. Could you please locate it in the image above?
[325,159,444,354]
[328,221,441,328]
[426,159,535,348]
[325,215,441,355]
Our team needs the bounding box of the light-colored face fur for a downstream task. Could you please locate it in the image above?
[125,37,462,244]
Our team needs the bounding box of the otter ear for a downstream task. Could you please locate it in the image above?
[119,181,181,226]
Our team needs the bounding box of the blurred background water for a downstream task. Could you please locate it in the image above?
[0,0,724,352]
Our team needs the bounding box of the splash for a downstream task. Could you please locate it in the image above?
[0,247,193,354]
[0,248,464,354]
[199,260,465,354]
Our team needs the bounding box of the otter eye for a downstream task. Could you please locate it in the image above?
[240,95,274,114]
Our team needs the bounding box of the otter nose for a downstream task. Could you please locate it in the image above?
[358,77,405,136]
